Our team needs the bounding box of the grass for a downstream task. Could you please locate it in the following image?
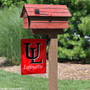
[0,8,35,65]
[0,70,90,90]
[0,7,42,65]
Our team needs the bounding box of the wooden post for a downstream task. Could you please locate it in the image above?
[48,34,58,90]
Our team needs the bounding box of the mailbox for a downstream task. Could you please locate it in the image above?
[20,4,71,90]
[20,4,71,35]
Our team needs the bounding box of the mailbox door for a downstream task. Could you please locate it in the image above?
[23,12,28,29]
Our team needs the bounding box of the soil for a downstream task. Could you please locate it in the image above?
[0,57,90,80]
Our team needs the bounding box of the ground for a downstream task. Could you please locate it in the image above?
[0,57,90,80]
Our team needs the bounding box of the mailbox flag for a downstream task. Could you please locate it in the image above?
[21,39,46,75]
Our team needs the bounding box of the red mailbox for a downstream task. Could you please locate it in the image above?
[20,4,71,90]
[20,4,71,35]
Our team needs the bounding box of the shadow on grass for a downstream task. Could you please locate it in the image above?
[0,60,15,67]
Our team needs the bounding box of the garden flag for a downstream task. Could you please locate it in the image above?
[21,39,46,75]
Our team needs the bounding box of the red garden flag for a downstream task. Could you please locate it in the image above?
[21,39,46,75]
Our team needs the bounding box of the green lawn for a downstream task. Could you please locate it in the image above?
[0,70,90,90]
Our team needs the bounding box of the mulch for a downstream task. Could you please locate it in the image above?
[0,57,90,80]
